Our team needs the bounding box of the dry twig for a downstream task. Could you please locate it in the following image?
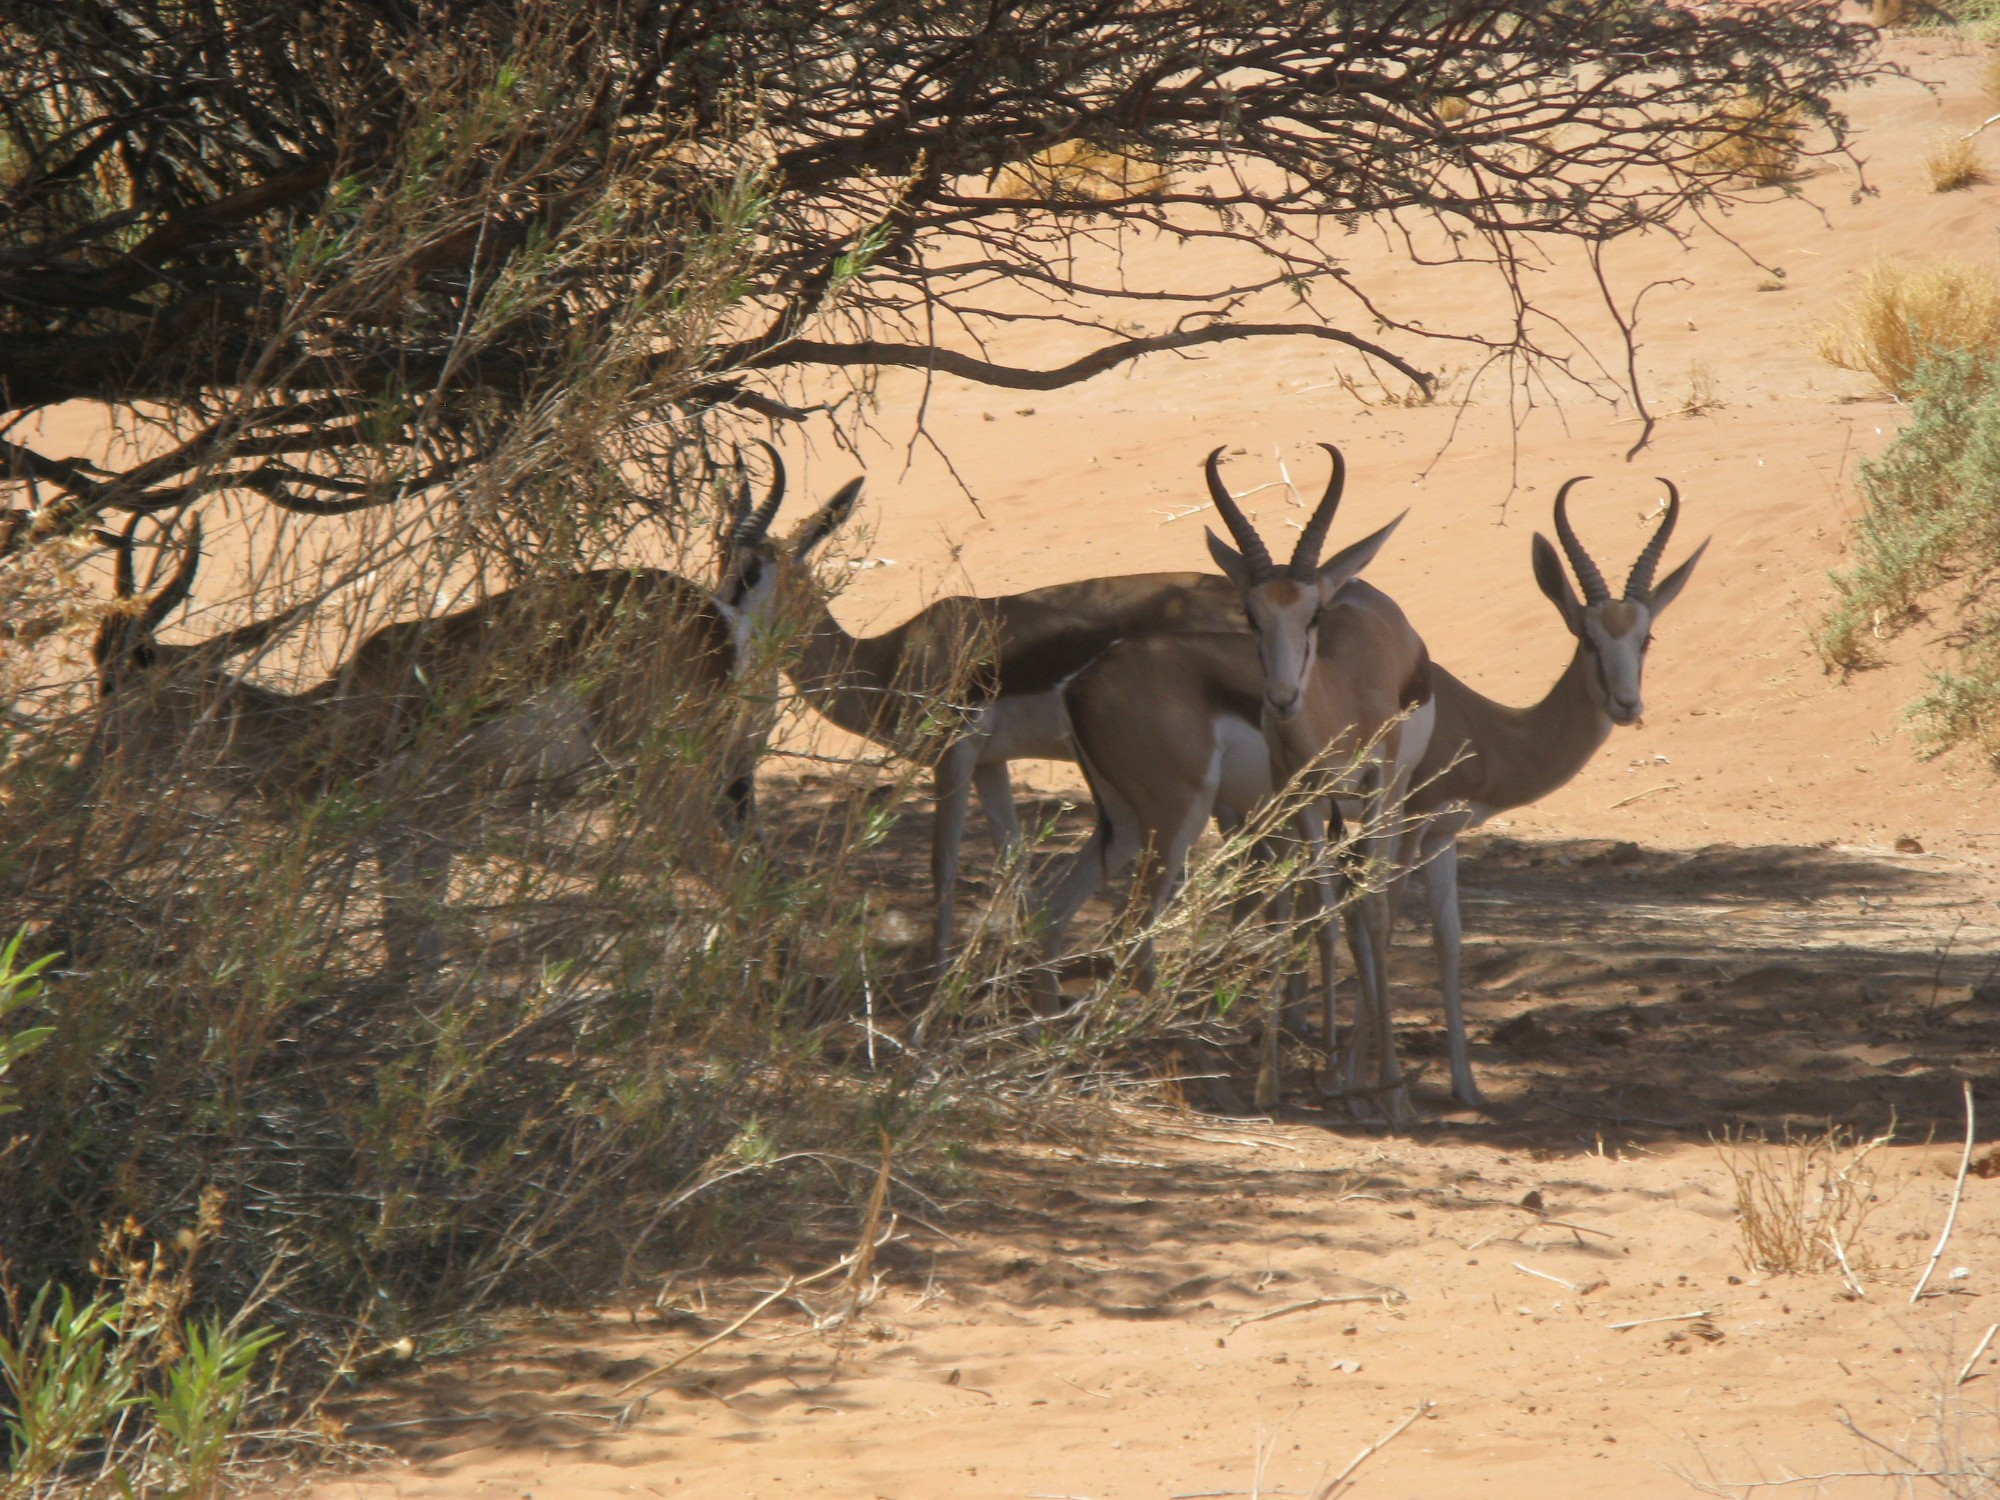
[1310,1400,1435,1500]
[1911,1080,1975,1303]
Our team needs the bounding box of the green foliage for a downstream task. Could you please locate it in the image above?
[0,929,55,1119]
[0,1283,277,1500]
[1817,347,2000,764]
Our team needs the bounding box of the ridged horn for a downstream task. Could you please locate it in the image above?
[137,517,203,636]
[1205,446,1272,580]
[1288,443,1346,580]
[732,441,787,545]
[1624,479,1680,600]
[726,447,755,537]
[1552,477,1609,605]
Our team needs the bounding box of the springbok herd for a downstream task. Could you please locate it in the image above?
[91,444,1704,1119]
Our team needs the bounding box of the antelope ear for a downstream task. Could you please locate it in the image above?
[1314,511,1404,603]
[1644,538,1708,617]
[790,477,864,562]
[1205,528,1253,591]
[1531,533,1584,634]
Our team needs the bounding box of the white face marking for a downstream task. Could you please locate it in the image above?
[1243,580,1322,720]
[1582,601,1652,726]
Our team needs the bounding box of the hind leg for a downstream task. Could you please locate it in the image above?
[380,832,451,981]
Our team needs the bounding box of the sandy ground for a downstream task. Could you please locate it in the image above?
[86,19,2000,1499]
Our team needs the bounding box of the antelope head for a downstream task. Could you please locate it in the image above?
[92,515,319,701]
[1202,443,1404,721]
[1530,477,1709,727]
[91,513,205,698]
[711,443,862,651]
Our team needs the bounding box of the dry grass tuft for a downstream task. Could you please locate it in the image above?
[1718,1122,1898,1278]
[1927,132,1987,192]
[1693,92,1805,186]
[990,140,1172,203]
[1816,257,2000,396]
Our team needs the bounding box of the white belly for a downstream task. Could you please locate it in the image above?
[1214,714,1274,819]
[974,690,1073,764]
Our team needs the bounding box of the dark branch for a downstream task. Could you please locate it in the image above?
[753,322,1435,395]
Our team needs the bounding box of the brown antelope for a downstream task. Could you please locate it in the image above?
[88,463,858,973]
[1039,447,1430,1117]
[1390,479,1706,1107]
[778,469,1351,966]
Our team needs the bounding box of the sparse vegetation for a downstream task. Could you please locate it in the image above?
[0,0,1894,1462]
[1817,345,2000,765]
[989,141,1173,203]
[1926,131,1988,191]
[1719,1122,1898,1279]
[1693,92,1807,186]
[1816,257,2000,396]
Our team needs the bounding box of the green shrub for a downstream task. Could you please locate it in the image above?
[1817,347,2000,764]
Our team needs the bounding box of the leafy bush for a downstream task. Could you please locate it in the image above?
[1817,347,2000,764]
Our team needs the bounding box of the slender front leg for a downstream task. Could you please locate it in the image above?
[380,831,451,980]
[1422,838,1486,1108]
[930,735,980,966]
[973,758,1021,850]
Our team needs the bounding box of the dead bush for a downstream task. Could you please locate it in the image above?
[989,140,1173,203]
[1816,257,2000,396]
[1692,92,1806,186]
[1927,132,1987,192]
[1718,1122,1898,1279]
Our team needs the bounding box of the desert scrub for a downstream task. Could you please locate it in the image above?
[1817,346,2000,764]
[1817,257,2000,397]
[1718,1121,1899,1279]
[1691,92,1805,186]
[988,139,1173,202]
[1926,132,1987,192]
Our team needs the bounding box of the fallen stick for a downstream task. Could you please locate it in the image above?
[1827,1227,1868,1301]
[614,1245,872,1398]
[1608,1309,1714,1331]
[1959,1323,2000,1386]
[1058,1373,1113,1401]
[1607,780,1680,810]
[1310,1399,1435,1499]
[1225,1290,1405,1334]
[1513,1211,1618,1240]
[1963,111,2000,141]
[1513,1262,1582,1294]
[1912,1079,1976,1304]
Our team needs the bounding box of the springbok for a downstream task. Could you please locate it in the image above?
[777,462,1338,965]
[1038,447,1431,1115]
[88,465,857,973]
[1390,478,1706,1108]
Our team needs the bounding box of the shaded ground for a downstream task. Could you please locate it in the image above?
[307,826,2000,1500]
[807,759,2000,1138]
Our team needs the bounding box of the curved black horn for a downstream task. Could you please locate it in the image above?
[733,440,786,545]
[1288,443,1347,579]
[726,446,755,536]
[136,517,202,636]
[1205,446,1273,580]
[1624,479,1681,600]
[1552,477,1610,605]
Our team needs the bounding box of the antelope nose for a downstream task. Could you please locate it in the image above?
[1267,683,1301,716]
[1609,695,1642,726]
